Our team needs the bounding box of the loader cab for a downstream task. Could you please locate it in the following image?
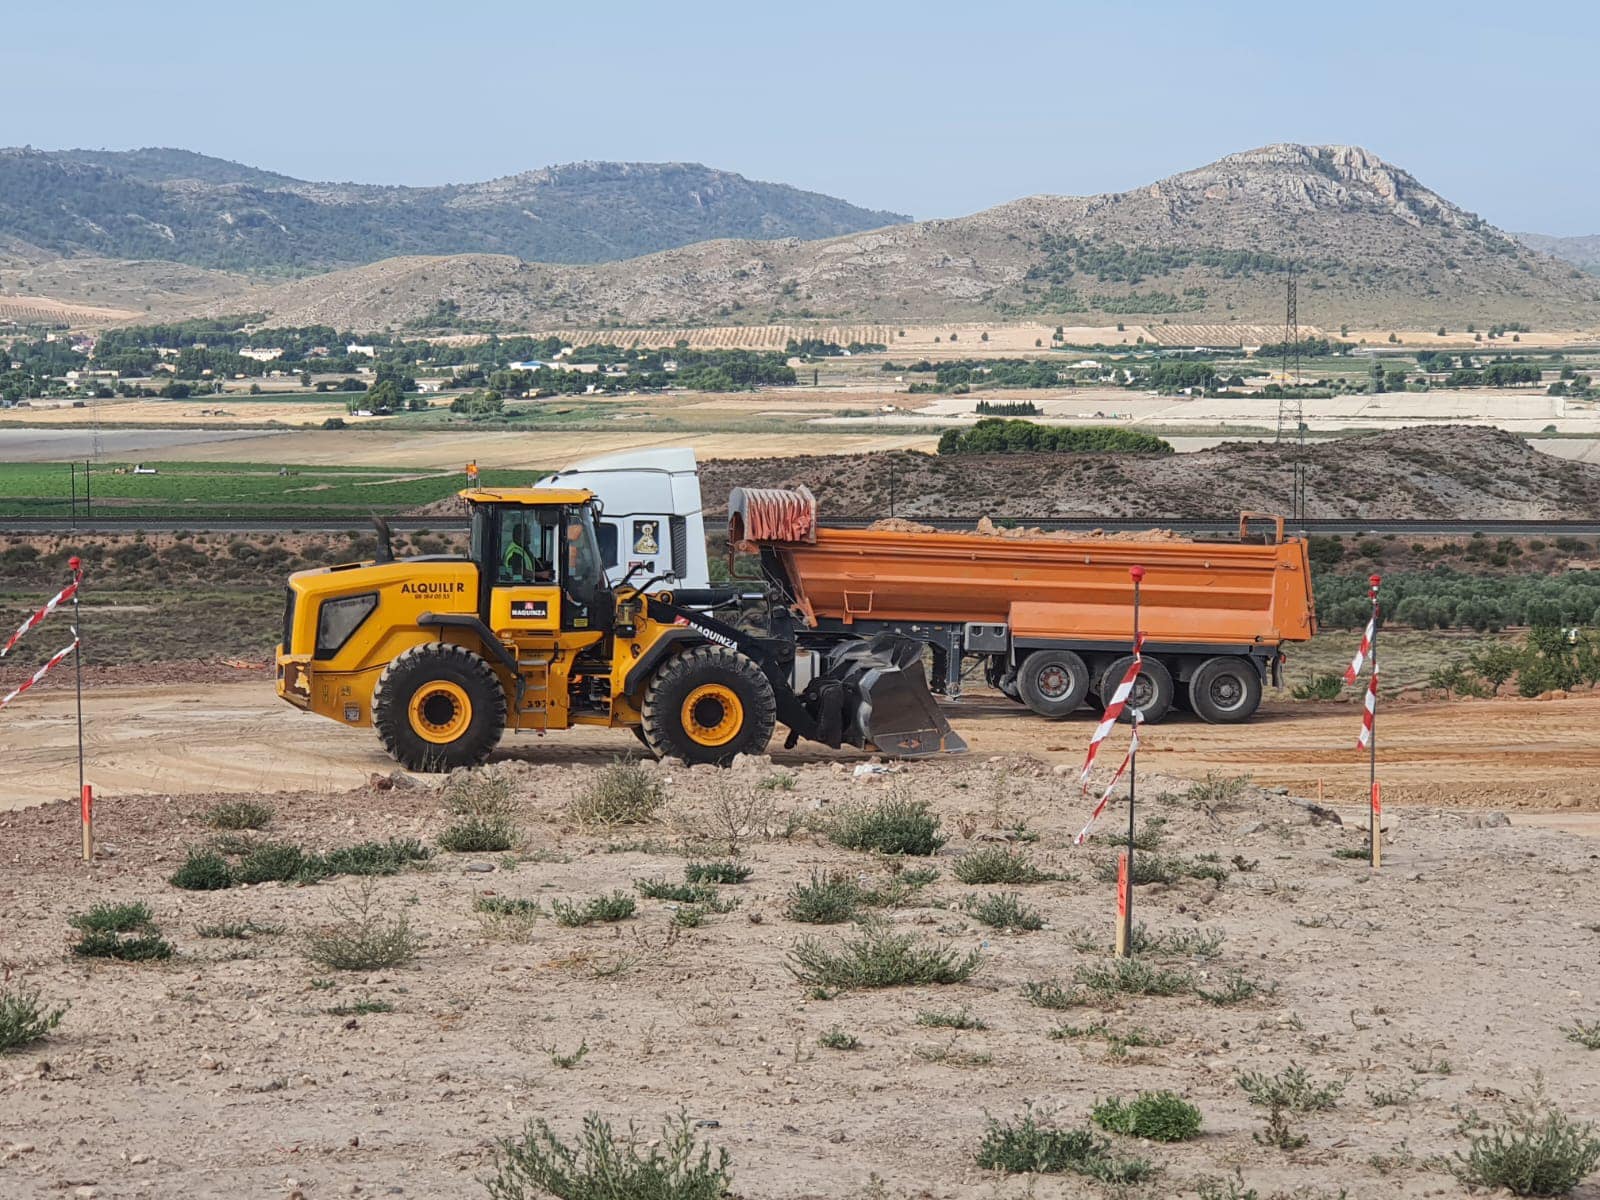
[466,489,612,635]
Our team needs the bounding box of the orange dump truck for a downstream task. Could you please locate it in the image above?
[729,488,1316,724]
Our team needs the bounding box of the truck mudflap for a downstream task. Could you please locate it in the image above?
[817,634,968,757]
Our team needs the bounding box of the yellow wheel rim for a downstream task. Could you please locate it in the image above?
[409,680,471,744]
[680,683,743,747]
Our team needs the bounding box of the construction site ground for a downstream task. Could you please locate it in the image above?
[4,677,1600,816]
[3,700,1599,1200]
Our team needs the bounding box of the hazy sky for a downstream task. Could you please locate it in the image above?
[6,0,1595,234]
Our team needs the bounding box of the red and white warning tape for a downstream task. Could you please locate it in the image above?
[0,637,79,710]
[2,574,81,659]
[1074,713,1142,845]
[1343,614,1375,685]
[1356,671,1378,750]
[1078,633,1145,787]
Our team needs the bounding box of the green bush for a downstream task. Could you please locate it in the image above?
[0,983,67,1052]
[788,924,981,990]
[72,928,174,961]
[953,846,1050,884]
[1453,1105,1600,1196]
[69,901,154,934]
[684,860,751,884]
[785,870,861,924]
[828,795,946,856]
[939,420,1173,456]
[975,1108,1152,1182]
[170,848,234,891]
[568,759,665,827]
[550,892,637,927]
[1092,1091,1202,1142]
[486,1111,732,1200]
[635,878,718,903]
[234,841,308,884]
[1291,672,1343,701]
[964,892,1044,932]
[204,800,273,830]
[437,772,518,852]
[303,883,422,971]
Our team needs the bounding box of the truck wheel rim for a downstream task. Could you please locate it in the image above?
[1037,664,1072,699]
[681,684,743,747]
[410,681,471,743]
[1207,675,1244,710]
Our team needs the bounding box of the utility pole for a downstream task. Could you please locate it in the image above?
[1274,263,1306,523]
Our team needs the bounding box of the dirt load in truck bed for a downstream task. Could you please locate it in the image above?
[867,516,1187,540]
[702,425,1600,521]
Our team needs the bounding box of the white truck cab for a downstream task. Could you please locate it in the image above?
[539,447,711,591]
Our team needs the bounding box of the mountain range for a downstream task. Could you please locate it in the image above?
[1513,232,1600,274]
[0,147,909,268]
[2,143,1597,331]
[220,144,1600,330]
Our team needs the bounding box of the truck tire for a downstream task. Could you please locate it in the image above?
[641,645,777,766]
[1097,655,1174,725]
[1188,656,1262,724]
[1016,650,1091,717]
[372,642,507,771]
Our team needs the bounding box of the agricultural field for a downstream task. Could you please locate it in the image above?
[0,461,536,520]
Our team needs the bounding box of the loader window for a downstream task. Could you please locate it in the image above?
[494,511,558,586]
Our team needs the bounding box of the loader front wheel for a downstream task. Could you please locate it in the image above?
[373,642,507,771]
[641,645,776,766]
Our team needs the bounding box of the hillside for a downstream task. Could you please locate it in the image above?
[0,148,910,269]
[230,144,1600,330]
[696,426,1600,522]
[1515,231,1600,274]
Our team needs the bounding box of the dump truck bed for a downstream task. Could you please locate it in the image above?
[767,526,1316,648]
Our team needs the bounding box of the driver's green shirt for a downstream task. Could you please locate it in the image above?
[502,541,536,579]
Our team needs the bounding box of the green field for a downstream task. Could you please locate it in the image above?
[0,461,541,520]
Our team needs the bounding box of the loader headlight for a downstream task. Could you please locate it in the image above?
[315,592,378,659]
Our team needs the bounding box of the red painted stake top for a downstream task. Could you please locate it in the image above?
[1129,565,1145,583]
[69,555,81,573]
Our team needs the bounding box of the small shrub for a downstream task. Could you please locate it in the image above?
[303,882,423,971]
[234,841,308,884]
[788,924,981,990]
[1453,1103,1600,1196]
[1125,923,1224,959]
[204,800,273,830]
[1366,1080,1421,1107]
[170,848,234,891]
[195,920,282,939]
[1198,971,1266,1006]
[828,794,945,856]
[72,928,174,961]
[474,897,541,942]
[818,1026,860,1050]
[1075,958,1194,997]
[328,995,394,1016]
[69,901,154,934]
[0,983,67,1052]
[1091,1091,1202,1142]
[569,759,665,828]
[1332,847,1370,860]
[1237,1063,1343,1112]
[1021,980,1086,1010]
[964,892,1044,932]
[1292,673,1344,701]
[548,1040,589,1069]
[635,878,717,903]
[1561,1020,1600,1051]
[475,897,542,917]
[304,838,431,880]
[684,861,751,884]
[551,892,637,927]
[785,870,861,924]
[1186,771,1252,806]
[953,846,1051,885]
[975,1108,1152,1181]
[437,772,519,852]
[486,1111,732,1200]
[917,1007,987,1030]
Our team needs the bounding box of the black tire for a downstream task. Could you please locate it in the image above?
[1188,656,1263,724]
[1016,650,1091,717]
[631,724,657,755]
[372,642,507,771]
[640,645,777,766]
[1097,655,1174,725]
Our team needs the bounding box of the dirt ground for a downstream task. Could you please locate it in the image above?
[3,738,1600,1200]
[6,677,1600,815]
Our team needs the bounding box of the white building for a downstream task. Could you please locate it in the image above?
[346,344,377,358]
[240,347,284,362]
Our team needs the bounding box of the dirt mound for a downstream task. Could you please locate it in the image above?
[703,426,1600,522]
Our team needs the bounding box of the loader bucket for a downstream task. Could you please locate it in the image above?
[823,634,968,757]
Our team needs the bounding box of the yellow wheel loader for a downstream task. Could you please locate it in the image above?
[275,486,965,769]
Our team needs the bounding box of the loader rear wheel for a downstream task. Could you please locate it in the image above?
[1188,656,1262,724]
[641,645,776,766]
[1016,650,1091,717]
[373,642,507,771]
[1097,655,1174,725]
